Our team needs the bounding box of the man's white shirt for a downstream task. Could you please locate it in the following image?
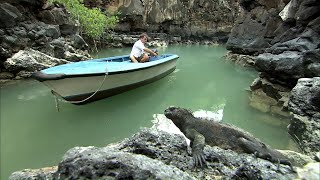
[130,40,145,57]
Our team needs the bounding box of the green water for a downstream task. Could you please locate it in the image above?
[0,45,297,179]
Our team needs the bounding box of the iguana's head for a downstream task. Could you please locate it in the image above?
[164,106,193,128]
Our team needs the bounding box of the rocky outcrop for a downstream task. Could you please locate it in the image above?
[288,77,320,157]
[0,1,90,80]
[255,49,320,88]
[226,0,320,157]
[226,0,288,55]
[10,127,303,180]
[3,49,68,77]
[249,77,291,117]
[227,0,320,87]
[100,32,169,48]
[101,0,240,43]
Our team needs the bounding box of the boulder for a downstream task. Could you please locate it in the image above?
[288,77,320,156]
[3,49,68,73]
[255,49,320,88]
[9,127,301,180]
[39,7,69,25]
[57,146,195,180]
[0,3,23,28]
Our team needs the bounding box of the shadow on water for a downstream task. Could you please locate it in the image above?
[0,45,298,179]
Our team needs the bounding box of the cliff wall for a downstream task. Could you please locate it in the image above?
[96,0,240,42]
[226,0,320,156]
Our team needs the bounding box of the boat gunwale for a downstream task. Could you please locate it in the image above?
[33,54,179,81]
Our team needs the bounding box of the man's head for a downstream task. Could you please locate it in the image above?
[139,33,148,43]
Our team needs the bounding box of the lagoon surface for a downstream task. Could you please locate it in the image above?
[0,45,297,179]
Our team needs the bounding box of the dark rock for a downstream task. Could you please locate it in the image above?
[304,49,320,77]
[45,25,60,39]
[254,46,320,88]
[53,46,65,59]
[227,0,320,64]
[71,34,88,50]
[295,0,320,25]
[307,16,320,34]
[226,0,284,55]
[13,28,27,37]
[50,38,65,47]
[288,77,320,156]
[288,114,320,157]
[0,47,11,60]
[3,35,19,47]
[59,23,79,36]
[255,51,304,87]
[20,22,36,31]
[7,0,47,8]
[271,24,301,44]
[0,3,23,28]
[0,72,14,79]
[9,127,301,180]
[57,147,195,180]
[39,7,69,25]
[107,0,238,42]
[288,77,320,117]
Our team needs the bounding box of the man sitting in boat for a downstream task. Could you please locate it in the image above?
[130,33,158,63]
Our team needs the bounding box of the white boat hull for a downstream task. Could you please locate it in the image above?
[42,58,177,104]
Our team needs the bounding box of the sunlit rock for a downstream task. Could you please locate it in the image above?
[9,166,57,180]
[296,162,320,180]
[4,49,69,73]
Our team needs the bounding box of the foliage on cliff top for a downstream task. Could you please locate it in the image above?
[49,0,118,39]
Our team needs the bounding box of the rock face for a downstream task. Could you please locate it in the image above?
[0,1,90,79]
[288,77,320,157]
[100,0,240,42]
[10,128,299,180]
[227,0,320,87]
[226,0,288,55]
[226,0,320,156]
[255,49,320,88]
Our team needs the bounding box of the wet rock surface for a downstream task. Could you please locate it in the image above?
[10,127,300,180]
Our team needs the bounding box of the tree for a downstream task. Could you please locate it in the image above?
[50,0,118,40]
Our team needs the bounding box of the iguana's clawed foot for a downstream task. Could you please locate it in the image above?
[192,152,207,168]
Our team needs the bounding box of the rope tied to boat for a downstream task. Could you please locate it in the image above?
[51,66,109,111]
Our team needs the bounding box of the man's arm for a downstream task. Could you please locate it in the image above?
[143,48,158,56]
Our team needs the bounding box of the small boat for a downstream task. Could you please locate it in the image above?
[33,54,179,104]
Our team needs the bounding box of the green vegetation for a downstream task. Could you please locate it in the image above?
[49,0,119,40]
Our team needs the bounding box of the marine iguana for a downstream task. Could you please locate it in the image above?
[164,106,293,168]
